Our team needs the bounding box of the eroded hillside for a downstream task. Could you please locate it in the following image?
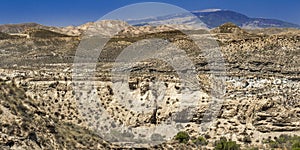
[0,22,299,149]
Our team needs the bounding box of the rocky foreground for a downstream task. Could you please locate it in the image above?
[0,22,299,149]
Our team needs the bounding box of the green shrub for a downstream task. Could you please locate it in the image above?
[292,140,300,150]
[174,131,190,143]
[265,134,300,150]
[277,134,289,144]
[192,136,208,146]
[269,140,279,148]
[214,137,240,150]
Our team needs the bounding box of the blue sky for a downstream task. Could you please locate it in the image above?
[1,0,299,26]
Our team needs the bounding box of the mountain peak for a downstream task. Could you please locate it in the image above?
[128,9,299,29]
[193,8,223,13]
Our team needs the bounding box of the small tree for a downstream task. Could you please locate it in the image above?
[175,131,190,143]
[214,137,240,150]
[193,136,208,146]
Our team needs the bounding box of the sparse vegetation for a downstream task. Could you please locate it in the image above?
[263,134,300,150]
[192,136,208,146]
[214,137,240,150]
[174,131,190,143]
[293,141,300,150]
[0,15,299,149]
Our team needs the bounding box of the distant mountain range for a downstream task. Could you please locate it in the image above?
[0,9,299,35]
[127,9,300,29]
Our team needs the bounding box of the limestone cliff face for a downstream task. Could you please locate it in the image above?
[0,22,299,149]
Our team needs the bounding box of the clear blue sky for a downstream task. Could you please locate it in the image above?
[1,0,299,26]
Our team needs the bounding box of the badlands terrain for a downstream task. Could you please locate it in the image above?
[0,22,299,149]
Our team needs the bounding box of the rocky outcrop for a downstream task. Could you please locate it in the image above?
[211,22,246,34]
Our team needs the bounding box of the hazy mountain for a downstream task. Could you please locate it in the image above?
[0,9,299,36]
[127,9,300,29]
